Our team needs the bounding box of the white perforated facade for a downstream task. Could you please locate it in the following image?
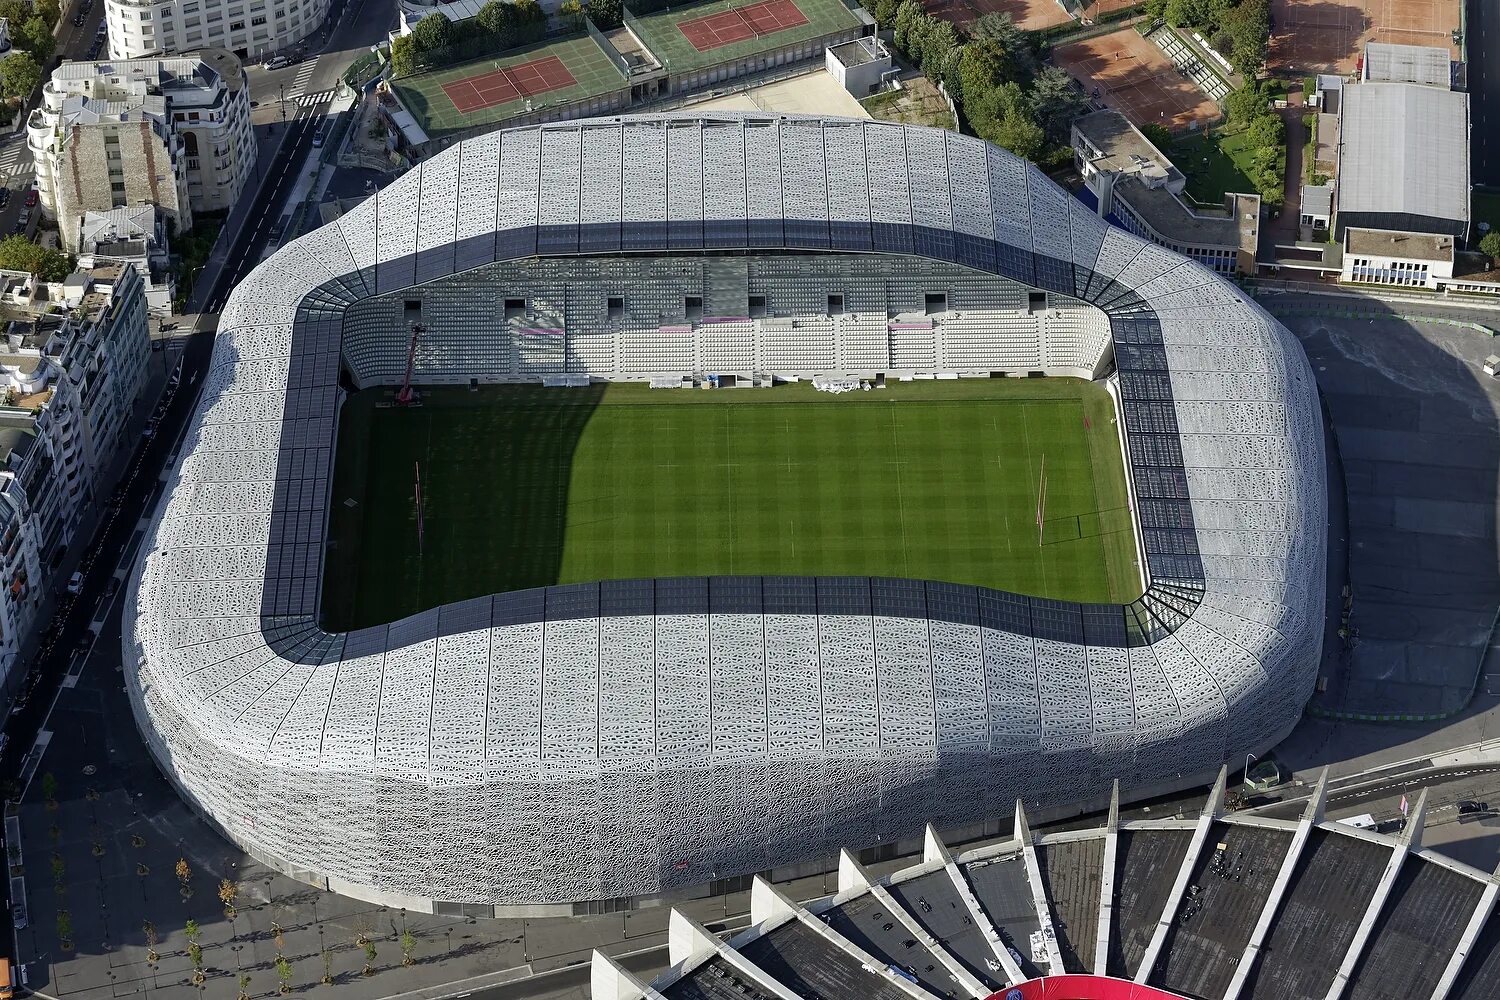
[124,114,1325,913]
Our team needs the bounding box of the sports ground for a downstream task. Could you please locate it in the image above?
[390,33,628,137]
[1269,0,1460,74]
[1053,27,1221,131]
[322,379,1139,631]
[626,0,863,72]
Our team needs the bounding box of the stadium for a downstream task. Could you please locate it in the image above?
[597,777,1500,1000]
[124,113,1325,914]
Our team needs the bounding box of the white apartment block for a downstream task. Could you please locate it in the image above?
[105,0,330,60]
[0,264,150,681]
[28,50,255,250]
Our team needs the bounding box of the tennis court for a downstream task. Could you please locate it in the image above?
[678,0,810,51]
[392,33,629,137]
[626,0,862,71]
[1269,0,1459,74]
[1054,27,1220,132]
[441,55,578,113]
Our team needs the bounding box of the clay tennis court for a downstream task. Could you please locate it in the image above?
[440,55,578,113]
[1054,28,1220,132]
[677,0,809,51]
[1269,0,1459,74]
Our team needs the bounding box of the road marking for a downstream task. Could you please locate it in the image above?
[283,56,321,101]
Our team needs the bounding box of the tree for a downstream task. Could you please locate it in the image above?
[917,18,960,83]
[56,910,73,949]
[1028,64,1089,146]
[1140,121,1173,149]
[409,11,452,52]
[1479,230,1500,263]
[40,771,57,804]
[0,0,26,25]
[218,878,238,920]
[0,236,73,281]
[971,12,1033,77]
[586,0,622,30]
[184,918,201,944]
[16,17,55,62]
[558,0,584,30]
[237,973,252,1000]
[958,37,1013,106]
[144,922,160,964]
[35,0,60,29]
[401,929,416,967]
[871,0,898,27]
[0,52,42,101]
[1247,111,1284,147]
[1222,0,1270,77]
[390,35,417,77]
[275,956,293,995]
[1224,81,1268,124]
[891,0,923,55]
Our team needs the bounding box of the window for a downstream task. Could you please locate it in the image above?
[1027,291,1047,313]
[826,293,844,314]
[403,299,422,323]
[230,19,243,28]
[504,297,525,318]
[251,14,265,24]
[748,293,766,317]
[924,292,947,315]
[684,295,702,320]
[606,295,623,320]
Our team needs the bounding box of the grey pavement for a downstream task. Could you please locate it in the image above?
[1262,298,1500,718]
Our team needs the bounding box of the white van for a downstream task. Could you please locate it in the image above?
[1335,813,1377,830]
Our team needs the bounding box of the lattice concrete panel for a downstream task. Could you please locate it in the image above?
[125,114,1324,911]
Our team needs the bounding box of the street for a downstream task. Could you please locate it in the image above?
[1469,0,1498,187]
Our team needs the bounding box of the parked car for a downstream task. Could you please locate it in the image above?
[65,571,83,595]
[1457,800,1489,814]
[104,577,120,599]
[72,11,84,24]
[24,187,37,207]
[0,188,10,208]
[263,54,292,70]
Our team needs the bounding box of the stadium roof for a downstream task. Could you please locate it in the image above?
[1337,82,1470,228]
[596,777,1500,1000]
[125,114,1324,911]
[1362,41,1451,87]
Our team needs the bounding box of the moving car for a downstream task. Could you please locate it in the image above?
[72,11,84,23]
[1457,800,1489,814]
[263,54,292,70]
[311,122,328,147]
[65,571,83,595]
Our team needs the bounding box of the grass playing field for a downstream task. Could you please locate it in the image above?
[321,378,1140,631]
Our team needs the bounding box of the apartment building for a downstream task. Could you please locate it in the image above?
[0,264,150,683]
[28,50,255,251]
[104,0,329,60]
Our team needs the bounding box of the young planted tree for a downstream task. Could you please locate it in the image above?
[57,909,73,950]
[237,973,252,1000]
[218,879,238,920]
[41,772,58,809]
[401,929,416,967]
[361,939,377,976]
[176,857,194,898]
[185,918,201,945]
[320,948,333,985]
[275,956,293,995]
[144,921,160,964]
[50,853,65,893]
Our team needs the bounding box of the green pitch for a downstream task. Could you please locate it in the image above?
[322,379,1140,631]
[624,0,863,73]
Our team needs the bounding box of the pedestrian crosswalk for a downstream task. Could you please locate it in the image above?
[296,89,335,107]
[0,139,33,185]
[281,56,320,103]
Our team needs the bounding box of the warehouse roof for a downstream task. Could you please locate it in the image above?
[1363,41,1451,87]
[1337,82,1469,226]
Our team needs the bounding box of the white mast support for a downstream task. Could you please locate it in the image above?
[1134,766,1228,984]
[1014,799,1066,976]
[1094,779,1121,975]
[1430,858,1500,1000]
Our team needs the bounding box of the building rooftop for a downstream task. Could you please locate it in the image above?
[829,36,885,68]
[1363,41,1451,87]
[1072,109,1182,187]
[1116,177,1260,255]
[1303,182,1334,217]
[1337,82,1469,227]
[1346,227,1455,262]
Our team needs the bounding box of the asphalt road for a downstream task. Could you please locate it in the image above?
[1470,0,1499,187]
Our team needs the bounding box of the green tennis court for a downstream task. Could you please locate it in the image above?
[391,33,629,138]
[625,0,863,72]
[322,378,1140,631]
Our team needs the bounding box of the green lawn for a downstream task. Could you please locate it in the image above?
[322,378,1140,631]
[1171,126,1284,207]
[1473,191,1500,237]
